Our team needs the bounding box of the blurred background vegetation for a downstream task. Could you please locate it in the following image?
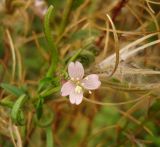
[0,0,160,146]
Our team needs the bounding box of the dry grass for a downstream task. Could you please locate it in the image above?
[0,0,160,146]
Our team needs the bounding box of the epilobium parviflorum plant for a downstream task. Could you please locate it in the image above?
[1,0,160,146]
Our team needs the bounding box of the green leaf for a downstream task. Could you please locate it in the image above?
[40,77,53,85]
[44,5,58,77]
[38,77,53,92]
[40,87,60,98]
[46,126,54,147]
[38,77,60,93]
[11,94,27,125]
[40,77,60,88]
[36,96,44,119]
[0,83,25,96]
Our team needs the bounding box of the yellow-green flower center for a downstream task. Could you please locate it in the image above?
[75,85,82,94]
[70,78,83,93]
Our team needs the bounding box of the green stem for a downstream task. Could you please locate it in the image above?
[64,48,83,71]
[40,87,60,98]
[44,5,58,77]
[46,126,54,147]
[0,100,13,108]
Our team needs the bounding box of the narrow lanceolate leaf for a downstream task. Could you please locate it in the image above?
[44,5,58,77]
[11,94,27,125]
[0,83,25,97]
[46,126,54,147]
[36,96,44,119]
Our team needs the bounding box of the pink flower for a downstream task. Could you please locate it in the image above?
[61,61,101,105]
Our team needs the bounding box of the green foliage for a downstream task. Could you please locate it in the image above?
[39,77,60,92]
[36,96,44,119]
[44,5,58,77]
[11,94,27,125]
[46,126,54,147]
[0,83,25,96]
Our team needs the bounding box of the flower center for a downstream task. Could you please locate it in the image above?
[75,85,82,94]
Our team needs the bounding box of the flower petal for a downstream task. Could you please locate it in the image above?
[69,90,83,105]
[68,61,84,79]
[61,81,75,96]
[82,74,101,90]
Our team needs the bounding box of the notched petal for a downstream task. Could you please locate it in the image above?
[69,90,83,105]
[82,74,101,90]
[68,61,84,79]
[61,81,75,96]
[69,95,76,104]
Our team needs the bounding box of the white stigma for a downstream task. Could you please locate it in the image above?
[75,85,82,94]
